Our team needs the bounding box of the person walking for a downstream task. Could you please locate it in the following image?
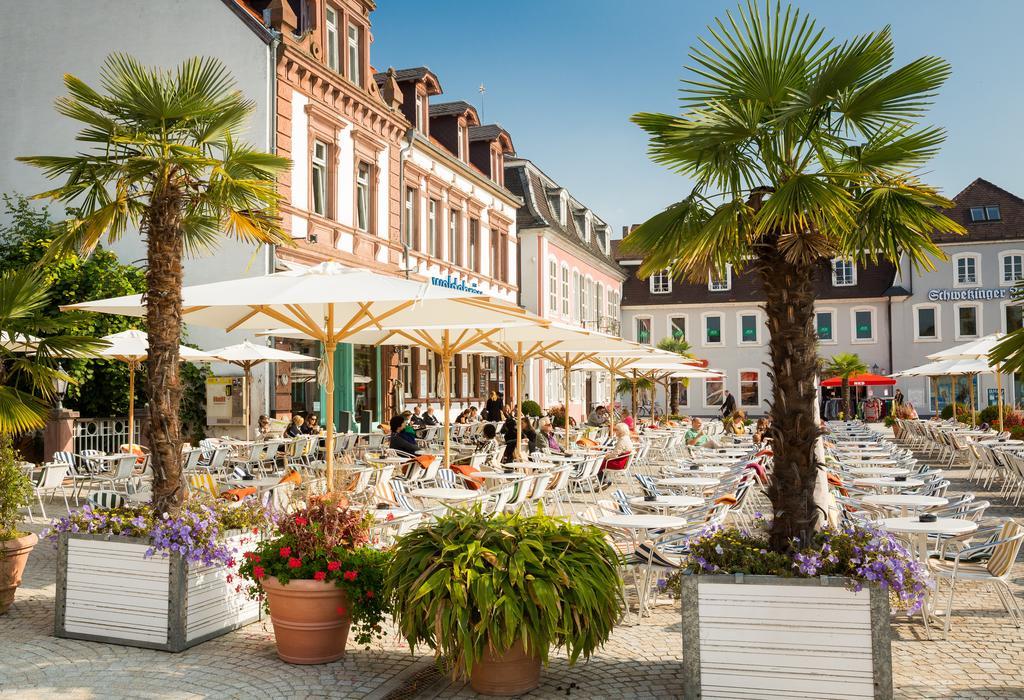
[483,390,504,422]
[894,388,904,407]
[720,389,736,419]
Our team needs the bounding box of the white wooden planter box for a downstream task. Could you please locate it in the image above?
[681,574,892,700]
[55,531,261,652]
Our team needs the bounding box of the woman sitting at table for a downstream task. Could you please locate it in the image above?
[302,414,322,435]
[727,410,746,435]
[500,415,538,462]
[597,422,634,487]
[284,415,304,438]
[388,415,420,455]
[256,414,273,439]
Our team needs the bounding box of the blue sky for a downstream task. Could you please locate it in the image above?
[370,1,1024,237]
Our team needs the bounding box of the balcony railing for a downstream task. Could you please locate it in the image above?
[581,316,621,336]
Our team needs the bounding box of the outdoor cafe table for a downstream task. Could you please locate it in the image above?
[409,487,479,503]
[503,460,558,471]
[841,457,901,467]
[862,494,948,517]
[673,465,731,475]
[474,471,527,482]
[853,477,924,493]
[595,513,688,616]
[628,495,703,514]
[846,466,911,478]
[657,476,719,495]
[880,517,978,565]
[223,476,284,493]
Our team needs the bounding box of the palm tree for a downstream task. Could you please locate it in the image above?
[616,375,655,417]
[0,270,104,435]
[657,337,693,413]
[824,353,868,421]
[621,2,962,550]
[19,55,291,514]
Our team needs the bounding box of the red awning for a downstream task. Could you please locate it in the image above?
[821,373,895,387]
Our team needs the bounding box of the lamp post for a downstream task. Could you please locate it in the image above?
[53,364,68,410]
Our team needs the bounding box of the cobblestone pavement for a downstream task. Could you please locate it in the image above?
[2,430,1022,699]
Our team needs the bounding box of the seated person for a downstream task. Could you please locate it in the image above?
[598,422,634,486]
[388,415,420,455]
[284,415,304,438]
[421,404,439,426]
[301,413,322,435]
[256,414,273,438]
[684,417,716,447]
[500,415,538,462]
[410,405,425,426]
[753,416,771,444]
[467,406,480,423]
[539,420,563,454]
[620,408,635,431]
[727,410,746,435]
[586,405,609,428]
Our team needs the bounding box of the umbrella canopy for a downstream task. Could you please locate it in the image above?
[65,262,534,489]
[0,331,41,352]
[820,372,896,387]
[925,333,1005,362]
[893,358,993,378]
[205,340,315,440]
[95,330,214,450]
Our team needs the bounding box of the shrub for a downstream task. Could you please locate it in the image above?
[520,399,542,418]
[0,435,33,540]
[387,507,623,679]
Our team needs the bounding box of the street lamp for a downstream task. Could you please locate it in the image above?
[53,364,68,410]
[871,363,880,376]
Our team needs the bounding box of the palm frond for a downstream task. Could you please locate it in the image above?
[0,386,50,434]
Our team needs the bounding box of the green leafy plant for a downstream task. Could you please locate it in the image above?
[0,435,33,540]
[237,499,391,647]
[387,507,624,679]
[520,399,542,418]
[180,363,212,445]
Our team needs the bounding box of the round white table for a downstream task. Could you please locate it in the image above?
[223,476,285,493]
[842,457,901,467]
[657,476,719,487]
[846,466,911,477]
[853,477,924,492]
[862,494,948,517]
[881,516,978,564]
[409,487,479,502]
[474,471,526,481]
[366,456,410,466]
[673,465,730,475]
[628,495,703,514]
[503,460,556,471]
[596,513,688,530]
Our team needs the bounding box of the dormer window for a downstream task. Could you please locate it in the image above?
[970,205,1001,222]
[457,123,466,160]
[547,190,566,226]
[650,269,672,294]
[832,258,856,286]
[415,94,424,132]
[346,23,362,87]
[573,211,588,240]
[709,264,732,291]
[325,7,339,72]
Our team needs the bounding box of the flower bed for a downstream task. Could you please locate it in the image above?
[49,499,271,652]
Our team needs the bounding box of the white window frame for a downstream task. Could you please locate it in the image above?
[1002,300,1024,333]
[850,306,876,344]
[815,307,836,345]
[832,258,857,287]
[355,162,370,232]
[1000,250,1024,286]
[704,377,725,409]
[311,140,328,217]
[738,369,761,408]
[415,94,424,132]
[325,6,339,72]
[548,258,558,313]
[560,264,570,317]
[702,312,725,347]
[952,252,982,288]
[427,199,438,257]
[457,123,466,161]
[572,270,581,323]
[635,315,653,345]
[708,264,732,291]
[403,187,416,248]
[594,282,604,324]
[668,315,688,342]
[970,205,1002,222]
[650,269,672,294]
[736,310,761,346]
[912,302,942,342]
[447,209,460,265]
[954,302,982,340]
[346,23,362,86]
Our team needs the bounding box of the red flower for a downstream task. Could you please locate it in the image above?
[226,574,234,584]
[327,561,341,572]
[385,513,395,522]
[243,552,260,561]
[279,546,292,557]
[252,527,259,534]
[253,566,265,580]
[313,571,327,581]
[336,606,347,617]
[343,570,358,582]
[365,590,374,599]
[287,557,302,569]
[294,516,308,527]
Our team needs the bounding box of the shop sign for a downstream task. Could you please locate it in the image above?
[927,288,1008,302]
[430,275,482,295]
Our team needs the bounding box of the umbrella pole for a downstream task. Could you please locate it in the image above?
[515,347,523,460]
[563,354,572,451]
[128,359,136,448]
[996,365,1005,433]
[324,341,337,492]
[933,376,939,418]
[243,363,252,442]
[969,374,977,426]
[442,350,452,469]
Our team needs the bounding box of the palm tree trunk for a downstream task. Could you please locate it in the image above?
[757,248,822,552]
[146,184,186,515]
[842,379,851,421]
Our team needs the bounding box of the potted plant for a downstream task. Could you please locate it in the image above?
[237,498,391,664]
[48,497,270,650]
[388,507,623,696]
[664,519,929,700]
[0,435,36,614]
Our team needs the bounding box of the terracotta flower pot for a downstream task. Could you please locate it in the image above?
[0,531,38,615]
[469,640,542,696]
[262,576,351,664]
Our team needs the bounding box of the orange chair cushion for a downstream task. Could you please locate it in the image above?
[220,487,257,501]
[755,449,773,458]
[714,495,738,506]
[451,464,484,489]
[120,443,147,465]
[278,469,303,485]
[576,437,599,448]
[603,453,631,471]
[414,455,435,470]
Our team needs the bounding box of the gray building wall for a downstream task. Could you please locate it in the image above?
[0,0,277,425]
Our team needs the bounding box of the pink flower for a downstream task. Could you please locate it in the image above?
[313,571,326,581]
[253,566,265,579]
[287,557,302,569]
[294,516,308,527]
[327,561,341,572]
[365,590,374,599]
[343,570,358,582]
[279,546,291,557]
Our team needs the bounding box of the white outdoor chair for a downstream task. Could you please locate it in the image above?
[28,463,70,520]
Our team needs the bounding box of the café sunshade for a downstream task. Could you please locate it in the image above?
[923,333,1007,429]
[65,263,531,488]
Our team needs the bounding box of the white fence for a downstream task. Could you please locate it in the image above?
[73,417,140,454]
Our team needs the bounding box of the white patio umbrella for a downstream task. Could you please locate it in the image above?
[65,263,532,488]
[97,330,215,448]
[925,333,1007,430]
[894,357,993,426]
[579,353,705,419]
[0,331,40,352]
[204,340,315,440]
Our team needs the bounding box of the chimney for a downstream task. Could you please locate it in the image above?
[267,0,298,35]
[381,68,404,111]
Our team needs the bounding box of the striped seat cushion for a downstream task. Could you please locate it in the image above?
[988,520,1022,578]
[88,491,125,509]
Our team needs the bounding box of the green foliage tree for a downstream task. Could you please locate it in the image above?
[824,352,868,420]
[20,55,291,514]
[0,195,146,416]
[621,2,962,549]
